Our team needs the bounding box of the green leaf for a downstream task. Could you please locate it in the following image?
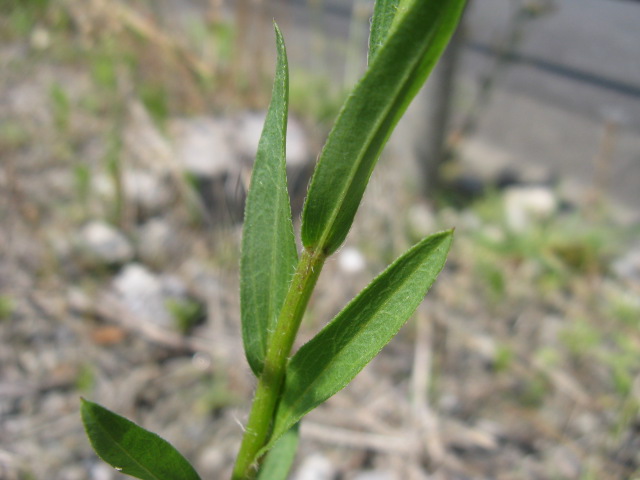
[368,0,400,63]
[256,424,300,480]
[81,399,201,480]
[262,230,453,453]
[391,0,417,27]
[301,0,466,255]
[241,23,298,376]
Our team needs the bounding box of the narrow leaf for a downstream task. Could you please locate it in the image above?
[262,230,453,453]
[81,399,201,480]
[390,0,415,28]
[301,0,466,255]
[256,424,300,480]
[368,0,400,63]
[241,23,298,376]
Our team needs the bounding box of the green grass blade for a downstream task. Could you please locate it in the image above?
[256,424,300,480]
[301,0,466,255]
[261,230,453,454]
[241,23,298,376]
[368,0,400,63]
[81,399,201,480]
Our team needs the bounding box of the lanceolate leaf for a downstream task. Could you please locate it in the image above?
[390,0,416,29]
[81,399,201,480]
[301,0,466,255]
[256,424,300,480]
[240,23,298,376]
[262,230,453,453]
[368,0,400,63]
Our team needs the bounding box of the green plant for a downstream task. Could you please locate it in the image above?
[50,82,71,131]
[73,164,91,216]
[166,298,205,334]
[493,343,514,373]
[0,295,15,321]
[559,319,600,358]
[104,122,125,226]
[609,295,640,328]
[514,372,551,408]
[289,69,347,126]
[140,82,170,130]
[91,54,119,92]
[4,0,51,38]
[0,121,31,153]
[75,363,96,393]
[81,1,464,479]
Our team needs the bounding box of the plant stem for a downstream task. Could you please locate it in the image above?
[232,248,326,480]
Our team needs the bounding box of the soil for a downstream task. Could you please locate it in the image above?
[2,2,639,480]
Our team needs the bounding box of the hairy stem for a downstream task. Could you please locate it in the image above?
[232,248,326,480]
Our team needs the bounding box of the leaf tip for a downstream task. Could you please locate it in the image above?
[80,397,91,417]
[273,20,283,41]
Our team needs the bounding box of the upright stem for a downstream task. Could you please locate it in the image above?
[232,248,326,480]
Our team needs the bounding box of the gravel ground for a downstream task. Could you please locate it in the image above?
[2,2,640,480]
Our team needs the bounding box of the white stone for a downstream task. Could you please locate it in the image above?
[338,247,366,274]
[293,454,335,480]
[67,287,94,314]
[482,224,505,243]
[113,263,185,328]
[459,210,482,231]
[179,260,225,311]
[235,111,309,166]
[30,27,51,50]
[406,203,436,239]
[92,169,173,216]
[504,186,558,232]
[233,112,262,159]
[459,137,552,186]
[136,218,172,264]
[123,169,173,214]
[90,462,115,480]
[60,466,86,480]
[458,138,513,182]
[113,263,162,296]
[125,100,174,171]
[545,446,581,479]
[353,471,398,480]
[79,221,134,264]
[171,117,237,178]
[93,173,114,200]
[197,444,226,474]
[612,246,640,284]
[285,115,310,167]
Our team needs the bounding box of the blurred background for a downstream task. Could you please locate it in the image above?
[1,0,640,479]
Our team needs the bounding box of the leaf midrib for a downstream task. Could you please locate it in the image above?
[267,47,290,338]
[92,415,166,480]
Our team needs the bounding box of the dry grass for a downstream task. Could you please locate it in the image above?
[1,2,639,479]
